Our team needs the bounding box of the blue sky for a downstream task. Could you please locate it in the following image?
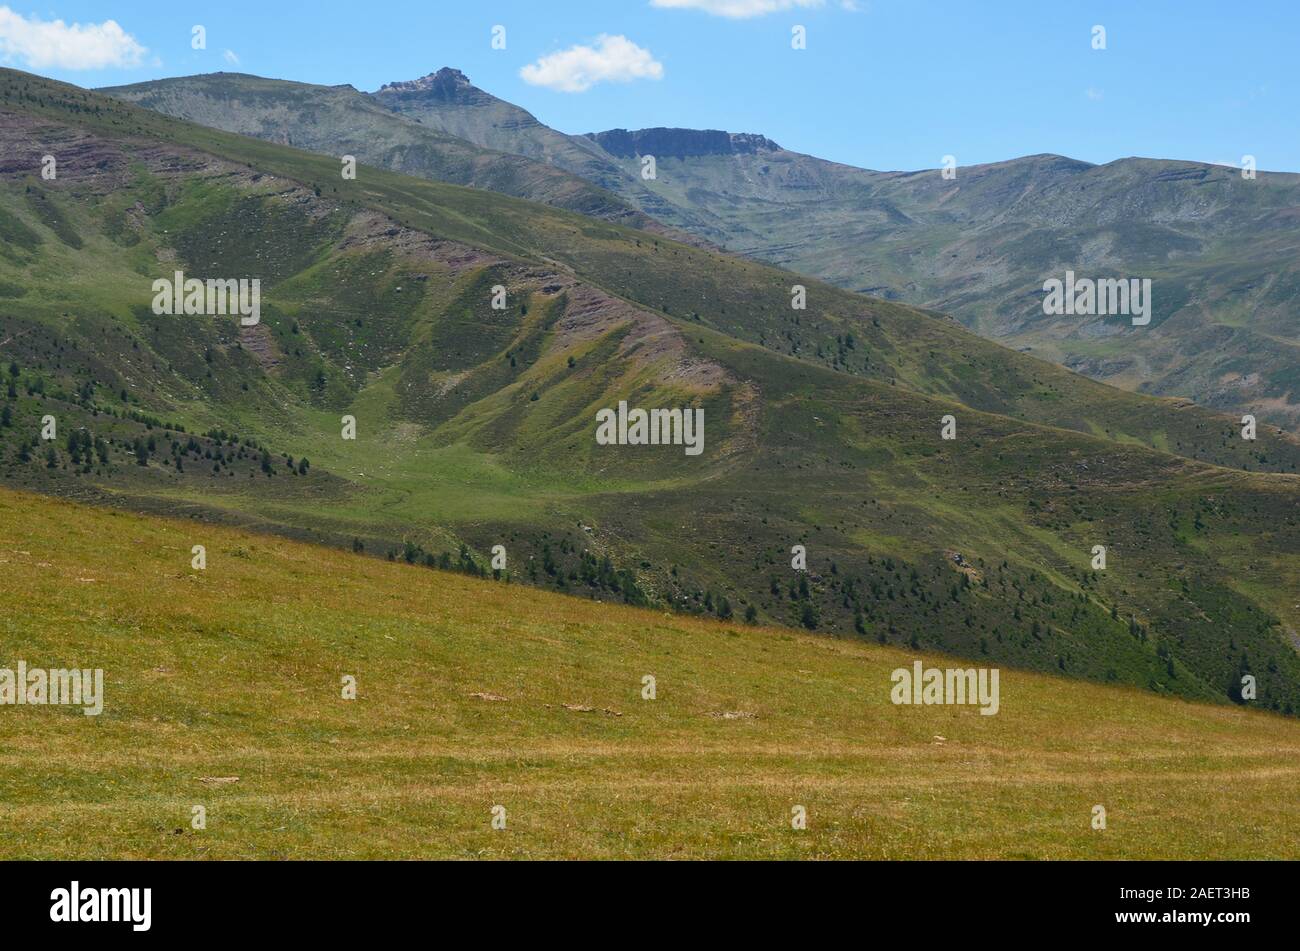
[3,0,1297,172]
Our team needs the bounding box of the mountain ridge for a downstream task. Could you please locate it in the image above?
[335,67,1300,433]
[586,128,782,159]
[96,70,675,236]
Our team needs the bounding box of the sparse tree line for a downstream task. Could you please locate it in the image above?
[300,507,1300,717]
[375,538,488,578]
[651,543,1299,716]
[351,529,655,607]
[0,359,310,478]
[525,535,649,607]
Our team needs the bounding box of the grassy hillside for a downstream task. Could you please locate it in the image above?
[91,72,1300,462]
[2,487,1299,859]
[1,67,1299,718]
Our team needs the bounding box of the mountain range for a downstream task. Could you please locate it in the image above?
[104,67,1300,434]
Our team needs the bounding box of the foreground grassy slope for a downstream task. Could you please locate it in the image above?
[1,487,1298,859]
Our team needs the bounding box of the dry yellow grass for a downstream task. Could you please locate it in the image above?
[1,486,1298,859]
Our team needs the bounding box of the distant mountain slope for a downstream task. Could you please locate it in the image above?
[367,69,727,238]
[99,71,661,232]
[242,66,1296,435]
[596,143,1300,435]
[4,68,1300,716]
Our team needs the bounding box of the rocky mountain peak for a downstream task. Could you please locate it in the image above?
[376,67,473,96]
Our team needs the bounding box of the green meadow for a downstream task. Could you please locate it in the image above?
[2,487,1299,859]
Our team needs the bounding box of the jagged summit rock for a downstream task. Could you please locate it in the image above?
[377,67,474,96]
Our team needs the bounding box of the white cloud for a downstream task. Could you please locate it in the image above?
[223,49,240,66]
[1085,87,1104,101]
[0,6,146,70]
[520,34,663,93]
[651,0,826,18]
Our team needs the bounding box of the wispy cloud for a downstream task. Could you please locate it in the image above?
[0,6,146,69]
[223,49,240,66]
[651,0,827,18]
[520,34,663,93]
[1085,87,1104,101]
